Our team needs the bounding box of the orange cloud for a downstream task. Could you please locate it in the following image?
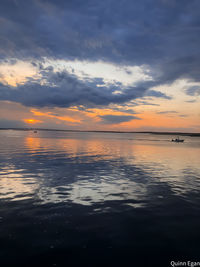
[23,119,43,124]
[30,109,81,123]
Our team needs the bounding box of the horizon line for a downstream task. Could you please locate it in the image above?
[0,127,200,136]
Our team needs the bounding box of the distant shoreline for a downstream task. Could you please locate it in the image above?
[0,127,200,137]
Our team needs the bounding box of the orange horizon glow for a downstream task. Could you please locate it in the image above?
[28,107,200,131]
[113,111,194,128]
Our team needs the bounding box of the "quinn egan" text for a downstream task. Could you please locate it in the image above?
[171,261,200,267]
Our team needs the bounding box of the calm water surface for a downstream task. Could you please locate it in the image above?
[0,130,200,266]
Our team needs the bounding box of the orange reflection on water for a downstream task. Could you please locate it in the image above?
[3,131,200,205]
[25,136,43,152]
[54,136,135,161]
[24,133,131,161]
[24,133,200,173]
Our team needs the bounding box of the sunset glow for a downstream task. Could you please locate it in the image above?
[0,0,199,133]
[23,119,43,124]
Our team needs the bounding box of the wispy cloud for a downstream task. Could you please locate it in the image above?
[157,111,178,114]
[99,114,141,124]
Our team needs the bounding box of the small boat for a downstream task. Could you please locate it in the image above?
[171,137,184,143]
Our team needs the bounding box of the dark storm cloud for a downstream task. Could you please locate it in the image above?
[0,69,170,108]
[0,0,200,80]
[158,56,200,84]
[0,0,200,108]
[99,115,141,124]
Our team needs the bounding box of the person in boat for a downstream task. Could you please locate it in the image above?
[171,136,184,142]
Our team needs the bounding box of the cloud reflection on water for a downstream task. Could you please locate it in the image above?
[0,131,200,207]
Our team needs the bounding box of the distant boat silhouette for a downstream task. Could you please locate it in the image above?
[171,137,184,142]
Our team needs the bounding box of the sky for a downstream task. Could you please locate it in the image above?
[0,0,200,132]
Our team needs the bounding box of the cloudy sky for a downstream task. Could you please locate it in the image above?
[0,0,200,132]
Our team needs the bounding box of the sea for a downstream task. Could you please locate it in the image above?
[0,130,200,267]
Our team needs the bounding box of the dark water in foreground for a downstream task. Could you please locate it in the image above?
[0,130,200,267]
